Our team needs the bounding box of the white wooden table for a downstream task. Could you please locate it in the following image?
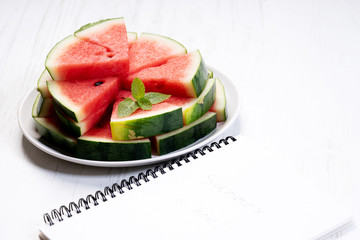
[1,0,359,239]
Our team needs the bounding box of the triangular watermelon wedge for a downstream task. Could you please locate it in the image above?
[46,35,128,81]
[74,18,129,77]
[47,76,119,123]
[151,112,217,155]
[53,102,111,137]
[110,90,183,140]
[168,78,216,125]
[32,96,76,153]
[37,69,53,98]
[34,117,77,153]
[210,78,227,122]
[125,50,209,98]
[32,93,54,118]
[128,33,186,74]
[46,18,130,81]
[77,112,152,161]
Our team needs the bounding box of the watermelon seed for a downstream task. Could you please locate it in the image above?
[95,81,104,86]
[107,52,114,58]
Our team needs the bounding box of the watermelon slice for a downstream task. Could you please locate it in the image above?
[125,50,209,98]
[32,91,76,152]
[128,33,186,74]
[210,78,227,122]
[45,35,128,81]
[74,18,129,80]
[168,78,216,125]
[53,104,110,138]
[110,90,183,140]
[77,114,151,161]
[47,76,119,122]
[32,93,54,118]
[151,112,217,155]
[37,69,53,98]
[34,117,77,153]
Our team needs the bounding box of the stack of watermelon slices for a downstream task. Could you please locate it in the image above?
[32,17,228,161]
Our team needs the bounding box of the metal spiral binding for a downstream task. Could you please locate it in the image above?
[43,136,237,226]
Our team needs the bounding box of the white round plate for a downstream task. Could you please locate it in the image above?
[18,67,240,167]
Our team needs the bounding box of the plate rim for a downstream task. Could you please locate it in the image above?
[18,66,240,167]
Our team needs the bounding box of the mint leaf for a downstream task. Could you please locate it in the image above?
[120,78,172,116]
[117,98,139,118]
[144,92,171,104]
[131,77,145,100]
[137,97,152,110]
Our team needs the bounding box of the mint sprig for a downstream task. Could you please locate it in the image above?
[117,78,171,118]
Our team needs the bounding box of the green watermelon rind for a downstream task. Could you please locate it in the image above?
[32,93,76,152]
[74,17,125,36]
[207,69,213,79]
[32,93,54,118]
[111,107,183,140]
[52,98,78,122]
[189,50,209,97]
[37,69,53,98]
[210,78,228,122]
[32,93,44,118]
[76,137,151,161]
[34,117,77,153]
[127,32,138,43]
[47,80,79,122]
[152,112,217,155]
[53,105,84,137]
[183,78,216,125]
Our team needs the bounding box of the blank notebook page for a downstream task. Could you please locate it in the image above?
[39,135,352,240]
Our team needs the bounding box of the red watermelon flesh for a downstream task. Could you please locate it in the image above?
[48,76,119,122]
[75,18,128,54]
[74,18,129,79]
[165,95,196,107]
[115,89,132,99]
[79,108,113,139]
[46,35,128,81]
[82,103,112,133]
[82,118,113,140]
[125,51,204,98]
[128,33,186,74]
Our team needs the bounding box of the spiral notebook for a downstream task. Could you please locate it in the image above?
[39,135,353,240]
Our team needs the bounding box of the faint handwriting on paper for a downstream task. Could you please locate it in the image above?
[202,175,264,214]
[193,208,218,226]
